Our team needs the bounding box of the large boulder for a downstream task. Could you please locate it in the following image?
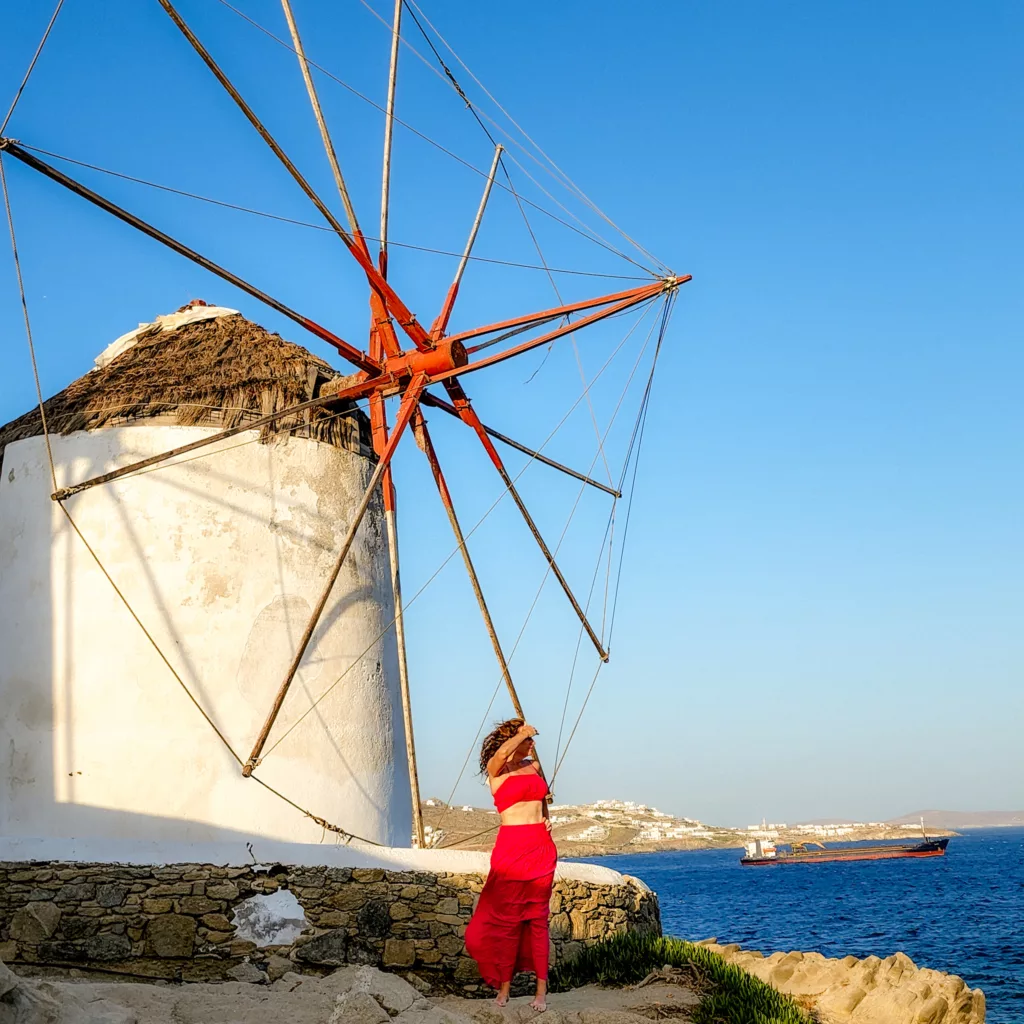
[703,943,985,1024]
[0,959,137,1024]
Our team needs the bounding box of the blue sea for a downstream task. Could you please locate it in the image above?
[586,828,1024,1024]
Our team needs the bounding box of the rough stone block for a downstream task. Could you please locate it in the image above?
[384,939,417,968]
[227,961,268,984]
[318,912,351,928]
[346,939,381,967]
[352,869,386,884]
[0,941,17,962]
[146,914,196,958]
[389,903,414,921]
[327,888,367,912]
[453,957,480,982]
[357,901,392,938]
[148,883,192,897]
[96,884,129,908]
[295,928,348,966]
[141,899,173,915]
[10,902,61,943]
[266,954,294,982]
[436,936,463,957]
[61,917,100,941]
[39,940,85,962]
[206,883,240,900]
[201,914,233,932]
[83,933,132,961]
[178,896,221,916]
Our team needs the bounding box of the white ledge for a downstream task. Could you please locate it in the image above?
[0,837,626,887]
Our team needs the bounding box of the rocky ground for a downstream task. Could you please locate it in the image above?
[0,960,697,1024]
[1,947,985,1024]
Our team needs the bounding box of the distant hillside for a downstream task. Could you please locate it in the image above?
[886,809,1024,829]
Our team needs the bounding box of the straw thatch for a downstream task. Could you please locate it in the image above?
[0,310,373,462]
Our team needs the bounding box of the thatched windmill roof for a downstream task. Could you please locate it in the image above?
[0,303,373,462]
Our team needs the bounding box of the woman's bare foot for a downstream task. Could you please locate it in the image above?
[495,983,511,1007]
[530,981,548,1012]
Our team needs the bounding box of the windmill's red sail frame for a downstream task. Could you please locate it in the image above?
[0,0,690,847]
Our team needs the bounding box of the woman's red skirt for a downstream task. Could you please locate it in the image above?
[464,822,557,988]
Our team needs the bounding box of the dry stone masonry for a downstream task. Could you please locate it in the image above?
[0,861,659,990]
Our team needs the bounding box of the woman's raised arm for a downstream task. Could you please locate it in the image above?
[485,723,537,778]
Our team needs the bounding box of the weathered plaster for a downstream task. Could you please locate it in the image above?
[0,426,410,847]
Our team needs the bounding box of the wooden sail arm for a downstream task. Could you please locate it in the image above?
[420,392,620,497]
[430,278,682,385]
[429,144,504,340]
[241,374,428,777]
[155,0,435,354]
[444,279,678,350]
[439,378,610,662]
[0,139,379,375]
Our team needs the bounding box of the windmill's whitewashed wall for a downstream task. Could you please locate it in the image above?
[0,426,411,850]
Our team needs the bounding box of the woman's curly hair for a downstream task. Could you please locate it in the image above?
[479,718,524,775]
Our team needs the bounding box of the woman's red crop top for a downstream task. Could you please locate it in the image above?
[492,765,549,813]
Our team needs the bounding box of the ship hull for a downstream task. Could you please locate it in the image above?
[740,837,949,866]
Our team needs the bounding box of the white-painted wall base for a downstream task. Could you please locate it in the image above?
[0,836,631,888]
[0,426,411,847]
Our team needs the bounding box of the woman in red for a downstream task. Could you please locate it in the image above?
[464,719,555,1010]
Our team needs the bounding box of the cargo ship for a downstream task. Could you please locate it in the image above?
[740,835,950,866]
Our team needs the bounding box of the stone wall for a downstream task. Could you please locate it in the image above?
[698,941,985,1024]
[0,861,659,991]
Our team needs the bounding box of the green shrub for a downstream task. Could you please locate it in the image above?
[549,933,813,1024]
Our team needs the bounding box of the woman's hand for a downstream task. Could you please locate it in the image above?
[517,723,538,739]
[545,819,552,833]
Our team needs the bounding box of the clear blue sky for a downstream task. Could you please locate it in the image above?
[3,1,1022,827]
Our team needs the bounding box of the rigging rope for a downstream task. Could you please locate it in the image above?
[549,293,676,786]
[2,157,382,848]
[443,293,674,847]
[358,0,666,273]
[399,0,670,275]
[213,0,657,275]
[551,299,667,769]
[16,145,648,282]
[1,0,66,136]
[360,0,665,275]
[498,157,614,486]
[436,299,665,847]
[1,154,56,491]
[259,297,660,762]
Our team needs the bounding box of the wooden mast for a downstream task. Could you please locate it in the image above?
[375,0,426,848]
